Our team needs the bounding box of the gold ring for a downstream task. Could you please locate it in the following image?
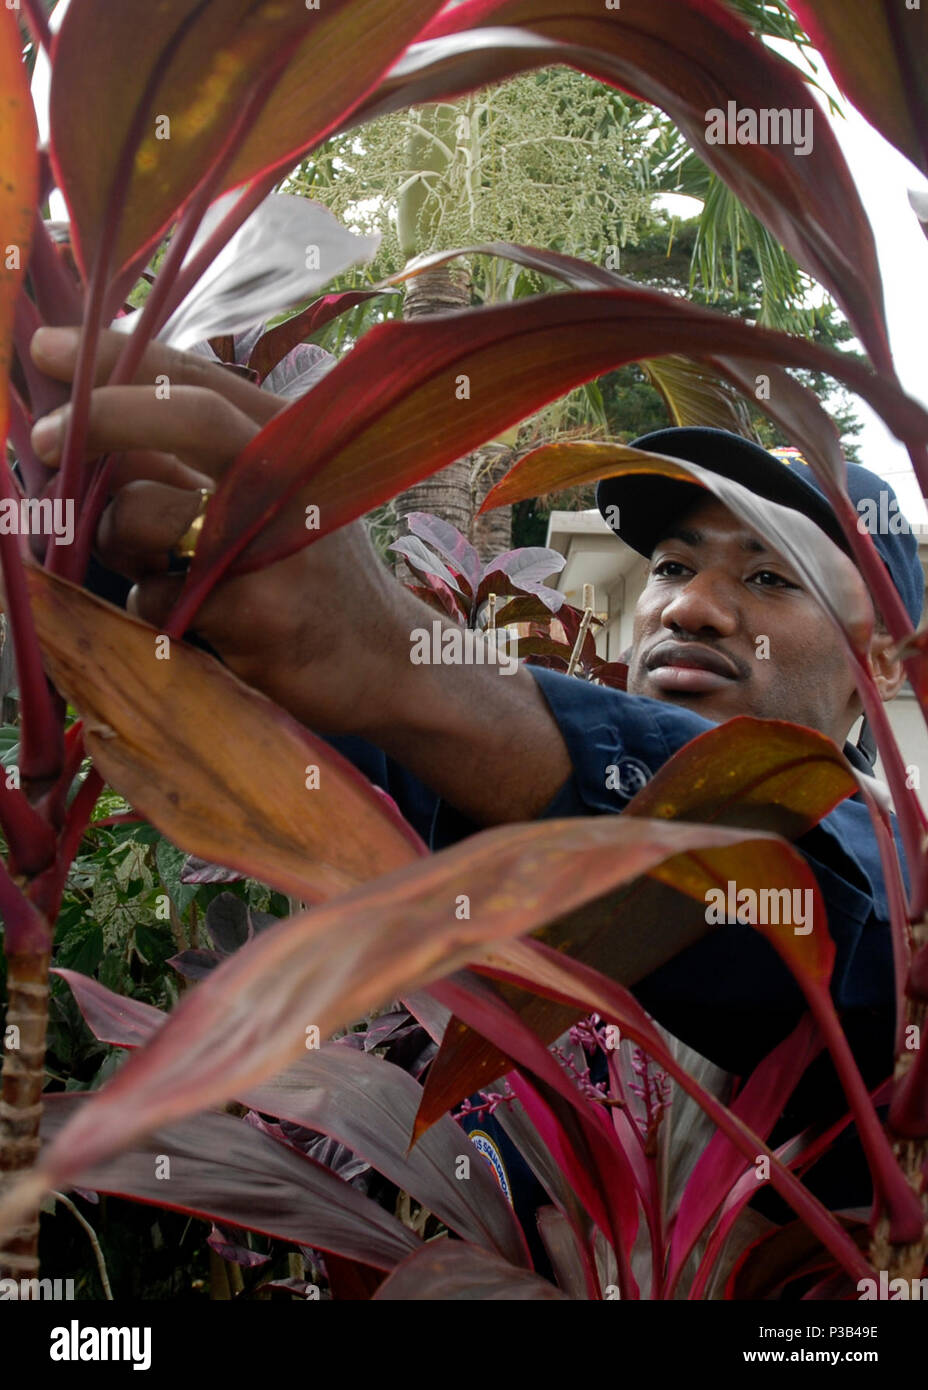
[172,487,212,559]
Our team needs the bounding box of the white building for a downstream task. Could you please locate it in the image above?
[544,509,928,810]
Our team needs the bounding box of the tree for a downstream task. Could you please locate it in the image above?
[286,68,653,558]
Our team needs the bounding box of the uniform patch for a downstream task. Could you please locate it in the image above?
[469,1130,513,1205]
[606,756,652,798]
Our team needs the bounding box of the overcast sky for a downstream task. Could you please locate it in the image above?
[818,89,928,525]
[747,39,928,525]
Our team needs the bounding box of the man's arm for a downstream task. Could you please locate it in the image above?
[30,326,573,824]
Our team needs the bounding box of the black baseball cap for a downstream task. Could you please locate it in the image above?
[596,427,924,627]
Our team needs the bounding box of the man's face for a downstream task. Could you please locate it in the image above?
[625,496,859,743]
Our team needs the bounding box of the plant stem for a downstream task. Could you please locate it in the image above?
[0,467,64,790]
[52,1191,114,1299]
[7,384,46,500]
[872,910,928,1281]
[48,1,219,563]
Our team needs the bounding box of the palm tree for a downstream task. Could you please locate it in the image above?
[284,0,841,554]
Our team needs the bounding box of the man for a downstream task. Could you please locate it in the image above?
[28,328,923,1239]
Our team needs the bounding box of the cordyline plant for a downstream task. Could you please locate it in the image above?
[0,0,926,1298]
[391,511,630,686]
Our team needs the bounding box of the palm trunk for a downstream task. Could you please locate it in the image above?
[393,262,476,549]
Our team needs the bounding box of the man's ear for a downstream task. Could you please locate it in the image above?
[868,629,906,701]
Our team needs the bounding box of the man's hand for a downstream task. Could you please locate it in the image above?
[30,326,573,823]
[30,326,417,736]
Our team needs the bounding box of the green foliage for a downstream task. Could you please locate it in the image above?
[37,778,288,1099]
[603,216,864,458]
[288,68,653,290]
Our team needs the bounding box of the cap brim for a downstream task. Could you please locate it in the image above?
[596,428,847,559]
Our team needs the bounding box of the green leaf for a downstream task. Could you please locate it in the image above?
[155,838,200,916]
[134,922,175,970]
[56,922,104,977]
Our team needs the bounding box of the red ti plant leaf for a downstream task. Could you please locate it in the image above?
[25,565,425,911]
[725,1214,869,1302]
[52,968,530,1269]
[415,716,860,1131]
[404,239,924,647]
[240,1047,532,1270]
[430,970,641,1294]
[360,0,896,372]
[624,716,860,838]
[0,13,38,448]
[479,937,874,1284]
[639,859,925,1245]
[165,281,928,638]
[393,238,925,527]
[686,1080,894,1301]
[52,969,166,1049]
[39,1095,420,1273]
[49,0,447,281]
[49,1,313,281]
[790,2,928,178]
[0,816,796,1240]
[373,1239,569,1300]
[665,1015,824,1296]
[247,291,394,383]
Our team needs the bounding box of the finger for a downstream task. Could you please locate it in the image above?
[30,326,285,427]
[127,571,236,644]
[96,480,211,580]
[31,385,256,477]
[126,574,188,629]
[104,449,216,495]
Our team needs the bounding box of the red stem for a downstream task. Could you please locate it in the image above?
[54,767,105,896]
[852,775,915,1055]
[851,655,928,920]
[806,990,924,1243]
[0,856,50,956]
[13,288,69,421]
[0,470,63,787]
[28,210,83,328]
[7,386,45,500]
[0,770,56,875]
[70,454,116,581]
[48,2,219,571]
[46,215,132,578]
[42,719,86,829]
